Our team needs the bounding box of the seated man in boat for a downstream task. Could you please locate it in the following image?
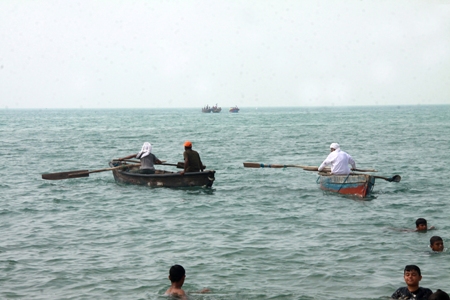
[180,140,204,175]
[318,143,356,175]
[118,142,162,174]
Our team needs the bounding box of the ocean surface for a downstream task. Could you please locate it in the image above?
[1,105,449,300]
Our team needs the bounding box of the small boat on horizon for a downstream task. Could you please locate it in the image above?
[229,106,239,113]
[202,105,212,113]
[211,104,221,113]
[202,104,221,113]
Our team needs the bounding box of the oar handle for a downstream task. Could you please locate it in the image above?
[112,158,140,163]
[243,162,377,172]
[87,164,140,174]
[243,162,307,168]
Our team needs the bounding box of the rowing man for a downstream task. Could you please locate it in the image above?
[318,143,356,175]
[118,142,162,174]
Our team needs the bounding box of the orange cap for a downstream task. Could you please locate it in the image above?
[184,141,192,147]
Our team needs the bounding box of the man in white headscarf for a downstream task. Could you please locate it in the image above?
[318,143,356,175]
[119,142,162,174]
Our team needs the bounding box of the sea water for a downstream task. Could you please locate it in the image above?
[0,105,449,299]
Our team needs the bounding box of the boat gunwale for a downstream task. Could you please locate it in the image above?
[115,169,215,178]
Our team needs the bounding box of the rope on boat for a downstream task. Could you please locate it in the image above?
[336,174,351,193]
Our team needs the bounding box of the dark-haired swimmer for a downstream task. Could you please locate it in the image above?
[430,236,444,252]
[391,265,432,299]
[415,218,435,232]
[164,264,210,299]
[390,218,436,233]
[165,265,187,299]
[429,289,450,300]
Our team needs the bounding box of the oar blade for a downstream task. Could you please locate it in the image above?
[243,162,263,168]
[391,175,401,182]
[42,170,89,180]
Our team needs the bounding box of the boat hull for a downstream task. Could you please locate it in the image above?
[109,162,215,188]
[318,174,375,198]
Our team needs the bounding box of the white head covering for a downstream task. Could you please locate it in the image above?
[136,142,152,159]
[330,143,340,150]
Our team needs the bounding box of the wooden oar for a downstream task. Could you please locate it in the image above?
[161,162,206,169]
[112,159,167,164]
[41,164,140,180]
[112,159,206,169]
[373,174,401,182]
[161,162,184,168]
[113,161,184,168]
[243,162,308,169]
[243,162,376,172]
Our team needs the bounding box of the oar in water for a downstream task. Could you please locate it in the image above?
[372,174,401,182]
[243,162,377,172]
[41,164,140,180]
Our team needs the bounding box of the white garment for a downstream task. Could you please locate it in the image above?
[318,148,356,175]
[330,143,340,150]
[136,142,152,159]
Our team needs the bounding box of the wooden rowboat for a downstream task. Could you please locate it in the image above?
[318,173,375,198]
[109,161,215,188]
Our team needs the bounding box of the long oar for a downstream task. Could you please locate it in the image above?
[161,162,184,168]
[243,162,309,169]
[41,164,140,180]
[112,159,206,169]
[112,159,167,164]
[373,174,401,182]
[243,162,376,172]
[161,162,206,169]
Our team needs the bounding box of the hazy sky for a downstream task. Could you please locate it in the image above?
[1,1,449,109]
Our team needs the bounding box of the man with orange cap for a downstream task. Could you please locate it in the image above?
[180,141,204,175]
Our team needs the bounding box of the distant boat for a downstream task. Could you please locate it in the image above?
[211,104,221,113]
[202,105,212,113]
[229,106,239,113]
[202,104,221,113]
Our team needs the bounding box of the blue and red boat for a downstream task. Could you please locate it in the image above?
[318,174,375,198]
[242,162,400,198]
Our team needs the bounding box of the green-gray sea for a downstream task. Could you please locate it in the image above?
[1,105,449,299]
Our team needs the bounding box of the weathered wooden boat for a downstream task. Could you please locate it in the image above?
[229,106,239,113]
[109,161,215,188]
[202,106,212,113]
[211,106,221,113]
[318,173,375,198]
